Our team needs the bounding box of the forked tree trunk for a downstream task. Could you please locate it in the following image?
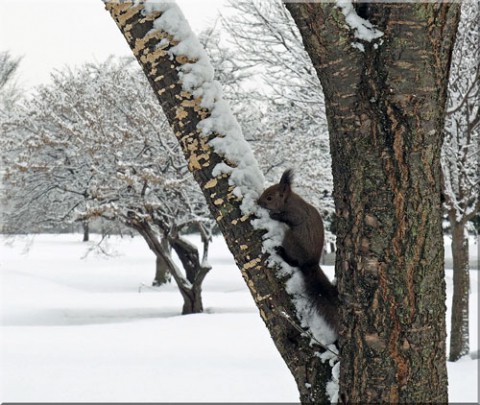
[285,2,460,402]
[131,218,208,315]
[104,3,333,402]
[448,214,470,361]
[169,235,211,314]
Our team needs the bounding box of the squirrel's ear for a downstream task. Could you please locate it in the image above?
[279,169,293,194]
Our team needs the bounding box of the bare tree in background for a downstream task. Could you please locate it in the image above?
[0,51,22,113]
[442,0,480,362]
[1,59,215,313]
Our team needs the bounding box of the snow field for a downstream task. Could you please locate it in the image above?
[0,234,296,402]
[0,234,478,402]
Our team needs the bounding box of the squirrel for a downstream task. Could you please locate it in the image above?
[257,169,339,333]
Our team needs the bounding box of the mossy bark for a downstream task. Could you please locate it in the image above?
[285,2,460,402]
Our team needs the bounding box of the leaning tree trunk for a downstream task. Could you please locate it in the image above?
[130,218,202,314]
[285,2,460,403]
[448,213,470,361]
[103,2,333,402]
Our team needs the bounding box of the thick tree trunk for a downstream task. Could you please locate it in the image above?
[179,281,204,315]
[285,2,460,403]
[448,215,470,361]
[104,3,333,402]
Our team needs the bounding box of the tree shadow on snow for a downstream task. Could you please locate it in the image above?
[1,307,180,326]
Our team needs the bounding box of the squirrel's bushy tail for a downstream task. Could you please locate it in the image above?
[299,263,339,333]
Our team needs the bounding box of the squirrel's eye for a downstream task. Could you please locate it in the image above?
[266,196,272,201]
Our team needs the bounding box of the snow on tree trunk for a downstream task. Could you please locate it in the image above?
[285,1,460,403]
[103,1,338,403]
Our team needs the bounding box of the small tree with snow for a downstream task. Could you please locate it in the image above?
[442,0,479,362]
[0,51,23,231]
[0,51,22,115]
[1,59,215,314]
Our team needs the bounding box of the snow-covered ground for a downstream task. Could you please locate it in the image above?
[0,233,478,402]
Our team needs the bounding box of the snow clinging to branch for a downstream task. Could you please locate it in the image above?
[141,0,338,367]
[144,0,264,215]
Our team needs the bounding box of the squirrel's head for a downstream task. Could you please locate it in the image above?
[257,169,293,211]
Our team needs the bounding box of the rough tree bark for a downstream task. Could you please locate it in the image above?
[285,2,460,403]
[103,2,334,402]
[448,212,470,361]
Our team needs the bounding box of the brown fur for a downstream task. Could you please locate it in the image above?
[258,169,339,333]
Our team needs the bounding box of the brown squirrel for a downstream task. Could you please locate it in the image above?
[257,169,339,333]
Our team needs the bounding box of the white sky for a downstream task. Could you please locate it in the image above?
[0,0,226,89]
